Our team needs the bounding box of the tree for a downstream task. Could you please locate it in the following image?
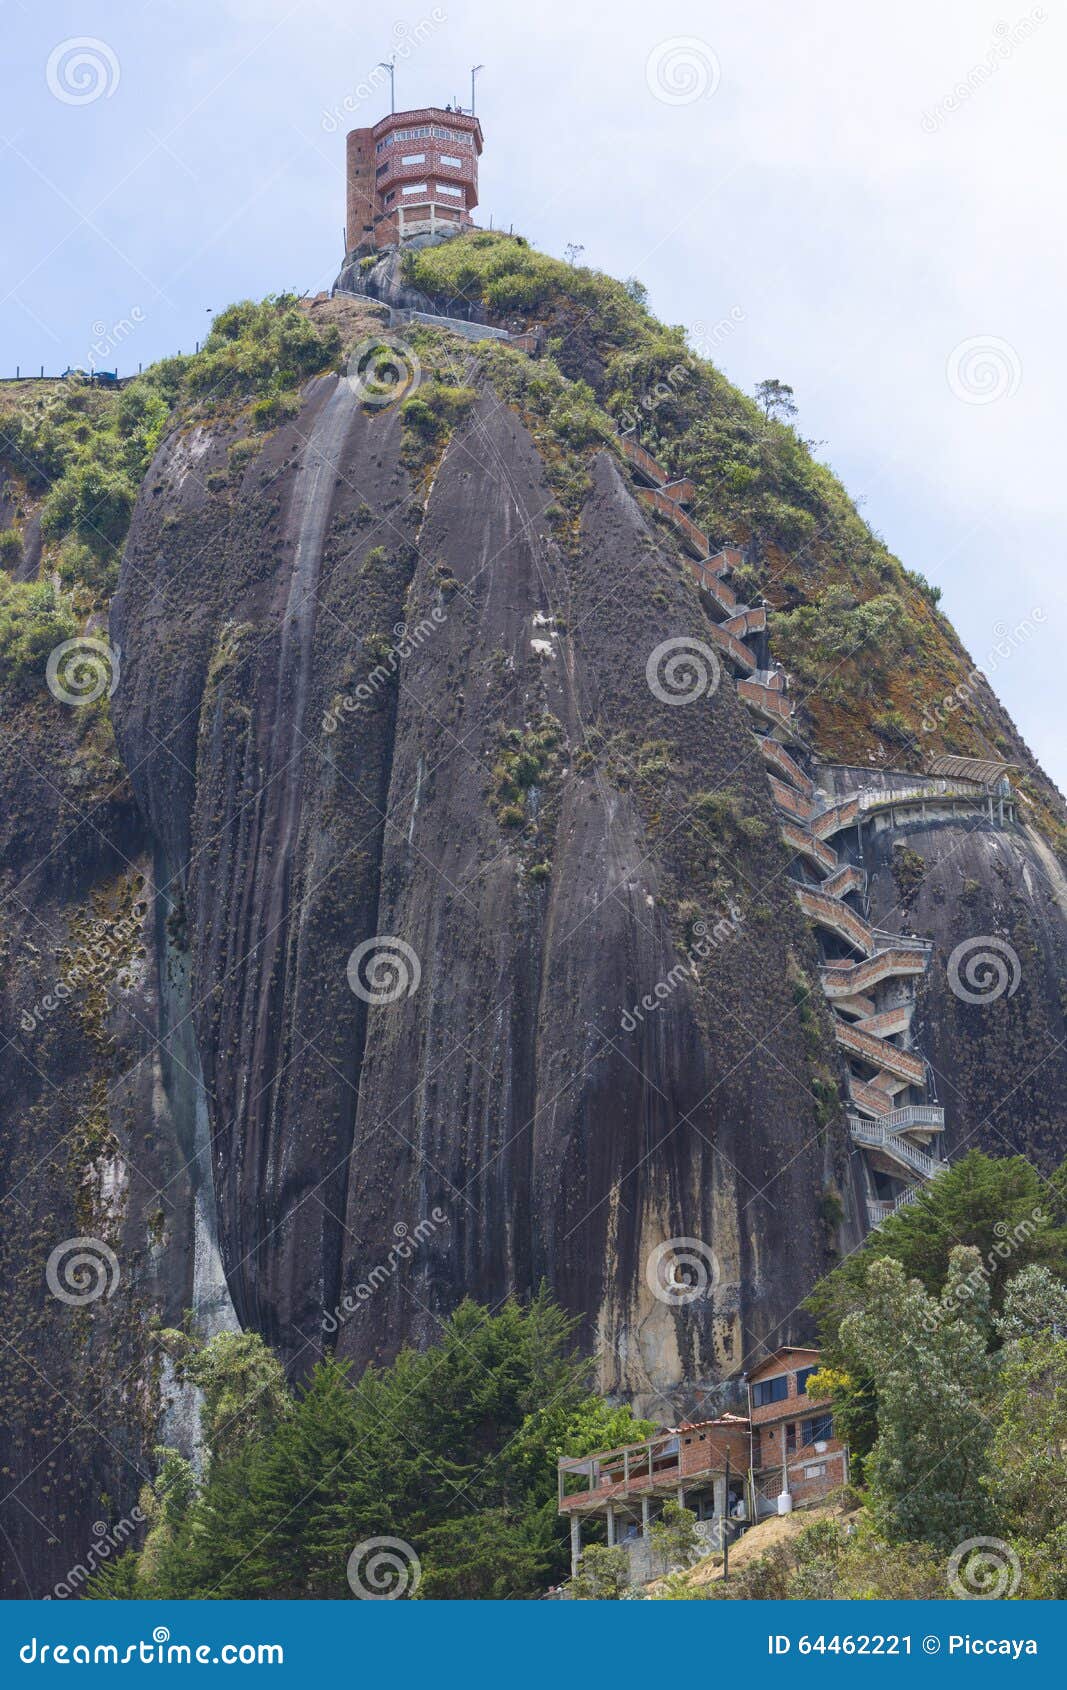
[136,1448,197,1589]
[991,1331,1067,1556]
[416,1509,551,1599]
[808,1154,1066,1339]
[802,1364,876,1478]
[837,1247,998,1549]
[995,1264,1067,1342]
[88,1291,627,1601]
[158,1325,292,1471]
[755,378,797,421]
[564,243,585,267]
[805,1152,1067,1456]
[649,1500,702,1571]
[571,1543,628,1600]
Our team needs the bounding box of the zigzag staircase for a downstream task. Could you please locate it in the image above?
[618,428,956,1228]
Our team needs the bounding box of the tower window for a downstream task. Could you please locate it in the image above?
[401,153,426,166]
[439,155,462,169]
[435,183,463,197]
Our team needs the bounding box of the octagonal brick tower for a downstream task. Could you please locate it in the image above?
[346,106,483,253]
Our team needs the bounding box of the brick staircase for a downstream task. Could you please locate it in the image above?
[761,737,948,1219]
[621,434,771,678]
[613,429,1021,1228]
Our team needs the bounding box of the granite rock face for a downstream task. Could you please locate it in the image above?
[106,372,859,1422]
[3,335,1065,1595]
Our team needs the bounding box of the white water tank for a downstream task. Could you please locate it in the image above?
[777,1492,794,1516]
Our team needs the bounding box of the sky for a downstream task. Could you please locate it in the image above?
[2,0,1062,788]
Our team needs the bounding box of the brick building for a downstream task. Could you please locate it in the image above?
[746,1346,849,1515]
[345,106,482,253]
[556,1346,849,1586]
[557,1416,751,1580]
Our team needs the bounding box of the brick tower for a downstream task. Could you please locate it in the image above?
[346,106,483,254]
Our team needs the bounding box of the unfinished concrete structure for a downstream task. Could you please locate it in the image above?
[558,1414,751,1581]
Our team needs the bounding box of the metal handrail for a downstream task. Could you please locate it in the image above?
[849,1120,944,1178]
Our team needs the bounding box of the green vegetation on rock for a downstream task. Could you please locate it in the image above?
[88,1291,654,1600]
[0,575,75,687]
[401,228,1059,809]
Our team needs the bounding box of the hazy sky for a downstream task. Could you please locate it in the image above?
[2,0,1062,787]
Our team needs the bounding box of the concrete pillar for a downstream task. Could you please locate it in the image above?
[677,1485,685,1509]
[641,1497,650,1538]
[570,1515,581,1580]
[606,1505,616,1546]
[713,1475,726,1517]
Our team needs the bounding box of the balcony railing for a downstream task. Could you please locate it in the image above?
[690,561,739,613]
[849,1119,946,1179]
[618,435,668,487]
[636,487,712,558]
[821,863,867,900]
[723,606,767,638]
[558,1432,681,1505]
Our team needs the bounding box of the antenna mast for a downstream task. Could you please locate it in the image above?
[470,63,484,115]
[379,55,396,113]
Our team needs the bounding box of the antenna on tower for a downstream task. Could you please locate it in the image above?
[470,64,484,115]
[379,54,396,113]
